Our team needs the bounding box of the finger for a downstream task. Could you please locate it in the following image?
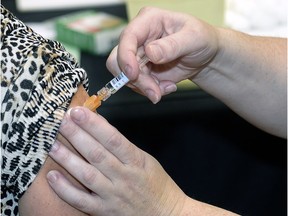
[59,113,122,177]
[117,7,165,80]
[158,80,178,95]
[69,107,145,166]
[49,140,113,195]
[47,170,101,214]
[106,46,123,77]
[131,71,162,104]
[131,56,163,104]
[106,46,148,78]
[117,29,146,81]
[107,46,162,103]
[145,31,192,64]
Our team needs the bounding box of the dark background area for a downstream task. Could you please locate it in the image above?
[2,1,287,215]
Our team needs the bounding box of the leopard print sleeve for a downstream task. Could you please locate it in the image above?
[1,5,89,215]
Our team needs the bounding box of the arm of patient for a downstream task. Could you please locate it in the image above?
[18,85,90,216]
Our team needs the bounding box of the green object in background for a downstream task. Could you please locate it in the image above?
[56,10,127,55]
[61,42,81,63]
[126,0,225,27]
[177,79,199,91]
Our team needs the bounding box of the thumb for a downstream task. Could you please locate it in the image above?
[145,33,184,64]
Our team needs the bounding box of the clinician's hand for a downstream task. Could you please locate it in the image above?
[47,107,187,216]
[47,107,239,215]
[106,7,219,103]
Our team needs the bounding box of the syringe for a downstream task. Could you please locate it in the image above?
[84,55,149,111]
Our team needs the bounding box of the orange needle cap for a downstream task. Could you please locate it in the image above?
[83,95,102,112]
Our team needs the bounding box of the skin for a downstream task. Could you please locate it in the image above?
[46,7,286,216]
[107,7,286,138]
[47,106,239,216]
[18,85,90,216]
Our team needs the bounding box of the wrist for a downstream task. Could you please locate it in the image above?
[179,197,240,216]
[154,178,187,216]
[190,28,242,88]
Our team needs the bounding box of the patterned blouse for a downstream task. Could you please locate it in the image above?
[1,5,89,215]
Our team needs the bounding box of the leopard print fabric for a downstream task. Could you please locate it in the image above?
[1,5,89,215]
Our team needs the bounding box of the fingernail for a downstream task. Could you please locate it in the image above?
[124,65,132,77]
[50,140,60,153]
[47,171,58,183]
[164,84,177,94]
[146,89,160,104]
[66,108,72,116]
[70,107,85,122]
[148,44,163,62]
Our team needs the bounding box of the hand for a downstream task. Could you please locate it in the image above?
[106,7,219,103]
[47,107,187,216]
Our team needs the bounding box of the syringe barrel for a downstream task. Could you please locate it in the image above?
[106,72,129,94]
[98,72,129,101]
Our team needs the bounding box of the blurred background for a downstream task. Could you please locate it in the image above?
[2,0,287,215]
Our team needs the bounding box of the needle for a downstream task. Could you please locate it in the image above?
[84,55,149,111]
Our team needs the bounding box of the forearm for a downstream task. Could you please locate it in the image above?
[192,28,287,138]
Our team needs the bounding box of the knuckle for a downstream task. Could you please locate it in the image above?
[119,28,131,42]
[88,147,106,164]
[72,195,102,215]
[166,37,180,55]
[72,195,88,211]
[124,146,146,168]
[104,129,122,151]
[60,121,80,139]
[82,166,98,186]
[131,150,146,168]
[138,6,154,15]
[58,147,71,163]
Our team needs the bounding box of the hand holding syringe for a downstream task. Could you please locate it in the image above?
[84,55,150,111]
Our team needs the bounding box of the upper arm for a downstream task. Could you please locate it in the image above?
[18,85,91,216]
